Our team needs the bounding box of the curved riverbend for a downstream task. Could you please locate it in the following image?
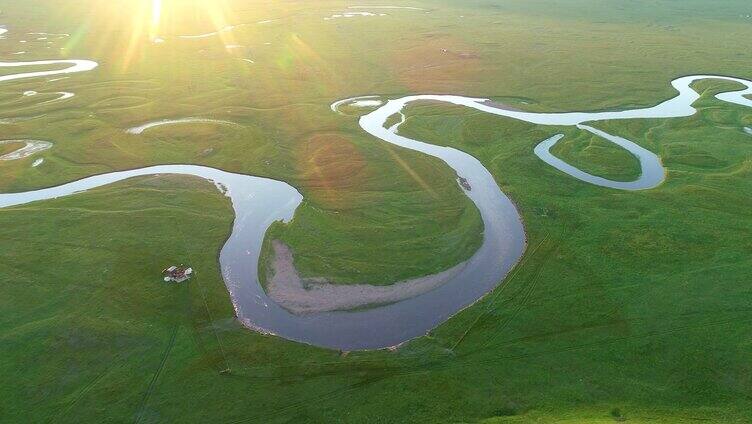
[0,33,526,348]
[0,162,524,350]
[126,118,240,134]
[0,59,98,83]
[534,125,665,190]
[360,74,751,189]
[0,26,524,348]
[0,114,45,124]
[0,140,52,160]
[16,90,75,105]
[43,91,74,104]
[417,75,752,126]
[330,95,381,114]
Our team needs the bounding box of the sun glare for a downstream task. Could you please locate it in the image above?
[150,0,162,41]
[104,0,260,71]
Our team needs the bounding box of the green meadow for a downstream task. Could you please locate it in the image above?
[1,0,751,422]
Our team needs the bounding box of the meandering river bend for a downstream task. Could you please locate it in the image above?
[1,25,751,348]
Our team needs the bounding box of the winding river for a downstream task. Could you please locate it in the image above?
[1,23,751,348]
[0,59,97,83]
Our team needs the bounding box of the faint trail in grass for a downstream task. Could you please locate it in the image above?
[216,310,748,393]
[135,324,178,424]
[474,236,562,353]
[49,353,127,424]
[227,374,391,424]
[450,235,550,352]
[192,274,232,373]
[448,315,752,373]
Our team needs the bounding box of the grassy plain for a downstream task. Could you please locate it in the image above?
[1,0,752,422]
[0,141,25,156]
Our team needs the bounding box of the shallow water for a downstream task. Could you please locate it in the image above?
[351,99,384,107]
[330,95,381,114]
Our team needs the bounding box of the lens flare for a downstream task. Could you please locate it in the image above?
[150,0,162,41]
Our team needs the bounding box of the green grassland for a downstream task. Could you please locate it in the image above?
[1,0,752,422]
[548,129,642,182]
[0,141,25,155]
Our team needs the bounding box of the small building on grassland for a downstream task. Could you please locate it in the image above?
[163,265,193,283]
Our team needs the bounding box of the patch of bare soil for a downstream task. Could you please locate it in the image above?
[266,240,466,314]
